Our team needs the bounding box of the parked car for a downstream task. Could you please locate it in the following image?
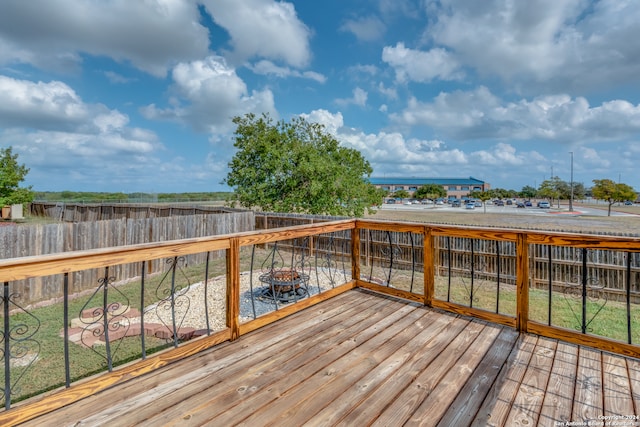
[474,201,482,207]
[624,201,634,205]
[516,201,525,208]
[465,202,475,210]
[494,200,504,206]
[524,200,532,207]
[452,200,461,207]
[506,200,512,205]
[538,201,551,208]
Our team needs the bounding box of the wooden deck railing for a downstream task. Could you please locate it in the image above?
[1,218,640,425]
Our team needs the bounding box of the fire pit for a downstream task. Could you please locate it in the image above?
[258,268,309,303]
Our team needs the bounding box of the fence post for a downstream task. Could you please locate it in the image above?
[226,237,240,340]
[423,227,434,307]
[516,233,529,332]
[352,225,361,285]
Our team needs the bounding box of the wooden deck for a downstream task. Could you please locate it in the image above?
[18,289,640,426]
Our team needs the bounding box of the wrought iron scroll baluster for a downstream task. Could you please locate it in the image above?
[102,268,113,371]
[1,281,41,410]
[78,266,130,371]
[152,257,191,347]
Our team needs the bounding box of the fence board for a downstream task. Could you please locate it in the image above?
[0,211,254,305]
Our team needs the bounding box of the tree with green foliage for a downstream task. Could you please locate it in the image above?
[224,113,380,217]
[0,147,34,207]
[519,185,537,199]
[571,182,586,200]
[538,176,564,207]
[414,184,446,201]
[392,189,410,200]
[591,179,636,216]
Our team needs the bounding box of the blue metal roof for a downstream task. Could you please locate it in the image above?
[368,177,486,186]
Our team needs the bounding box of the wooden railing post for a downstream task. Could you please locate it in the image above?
[516,233,529,333]
[352,225,361,284]
[226,237,240,340]
[423,227,434,307]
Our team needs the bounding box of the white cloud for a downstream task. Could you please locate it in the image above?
[299,109,344,136]
[103,71,136,84]
[249,60,326,83]
[378,82,398,100]
[335,87,368,108]
[347,64,379,76]
[382,42,463,83]
[141,56,277,134]
[0,76,87,129]
[201,0,311,68]
[392,86,640,142]
[423,0,640,92]
[0,74,166,190]
[0,0,209,76]
[339,16,386,42]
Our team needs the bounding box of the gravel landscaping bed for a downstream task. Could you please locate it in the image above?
[139,269,352,332]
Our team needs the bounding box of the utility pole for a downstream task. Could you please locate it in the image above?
[569,152,574,212]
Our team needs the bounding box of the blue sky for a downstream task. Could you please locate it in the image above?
[1,0,639,193]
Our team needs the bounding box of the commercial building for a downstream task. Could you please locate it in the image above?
[369,177,490,199]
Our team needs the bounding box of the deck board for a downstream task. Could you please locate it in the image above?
[505,336,557,426]
[15,289,640,427]
[538,341,579,425]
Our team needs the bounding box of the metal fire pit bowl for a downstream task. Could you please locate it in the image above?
[258,269,310,303]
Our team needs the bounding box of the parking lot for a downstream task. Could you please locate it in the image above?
[378,201,636,217]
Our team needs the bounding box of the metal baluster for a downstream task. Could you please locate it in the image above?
[204,252,211,334]
[470,240,475,308]
[548,245,553,326]
[447,237,452,302]
[140,261,146,359]
[409,233,415,293]
[386,231,393,286]
[169,258,179,347]
[250,246,257,319]
[63,273,70,387]
[581,248,587,334]
[101,267,113,372]
[3,282,10,410]
[627,252,632,344]
[496,241,500,313]
[368,230,374,283]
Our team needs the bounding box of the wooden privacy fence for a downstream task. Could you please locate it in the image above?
[0,212,254,305]
[30,201,243,222]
